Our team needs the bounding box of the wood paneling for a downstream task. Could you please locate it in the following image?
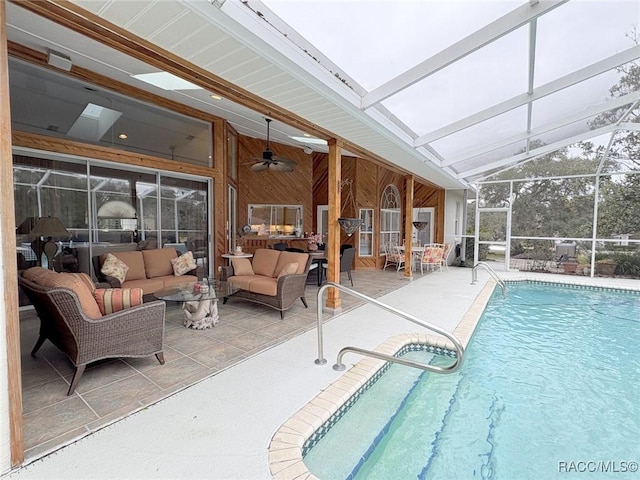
[355,157,378,269]
[237,135,313,234]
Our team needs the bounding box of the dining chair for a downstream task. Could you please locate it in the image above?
[417,243,445,274]
[441,243,452,271]
[321,246,356,286]
[383,242,405,272]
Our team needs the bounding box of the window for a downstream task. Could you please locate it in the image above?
[359,208,373,256]
[14,154,211,274]
[380,185,401,253]
[248,204,302,237]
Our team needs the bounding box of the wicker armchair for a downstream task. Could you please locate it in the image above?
[19,274,166,395]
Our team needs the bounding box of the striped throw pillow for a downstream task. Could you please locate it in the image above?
[94,288,143,315]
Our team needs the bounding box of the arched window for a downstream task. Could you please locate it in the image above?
[380,184,401,253]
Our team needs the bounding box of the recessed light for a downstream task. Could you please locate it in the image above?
[118,133,128,139]
[303,133,312,137]
[210,94,222,100]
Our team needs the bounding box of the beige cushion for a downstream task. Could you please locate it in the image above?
[274,251,309,275]
[232,257,254,276]
[229,276,259,291]
[72,272,96,293]
[37,272,103,319]
[277,262,298,279]
[120,278,165,294]
[101,253,129,283]
[142,248,178,278]
[106,251,146,281]
[171,251,197,276]
[247,277,278,296]
[251,249,281,277]
[22,266,56,284]
[94,288,143,315]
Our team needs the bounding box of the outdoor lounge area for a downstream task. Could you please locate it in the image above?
[2,0,640,475]
[18,268,410,461]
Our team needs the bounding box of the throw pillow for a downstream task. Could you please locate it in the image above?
[94,288,143,315]
[101,253,129,284]
[231,257,254,276]
[277,262,299,279]
[170,251,197,276]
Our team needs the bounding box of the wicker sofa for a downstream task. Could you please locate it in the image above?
[92,247,203,299]
[18,267,166,395]
[220,248,311,318]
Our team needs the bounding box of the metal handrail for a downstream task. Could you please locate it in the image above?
[471,261,507,296]
[315,282,464,374]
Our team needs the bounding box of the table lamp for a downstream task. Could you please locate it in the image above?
[28,216,72,269]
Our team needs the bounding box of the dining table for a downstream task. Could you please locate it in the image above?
[397,245,425,271]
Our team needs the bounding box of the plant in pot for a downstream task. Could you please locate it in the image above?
[595,258,617,276]
[563,259,579,274]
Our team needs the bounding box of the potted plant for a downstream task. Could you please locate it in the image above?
[563,260,579,274]
[595,258,617,276]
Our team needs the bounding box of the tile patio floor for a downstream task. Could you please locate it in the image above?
[19,267,412,461]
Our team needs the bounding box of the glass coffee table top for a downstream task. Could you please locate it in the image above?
[153,279,237,302]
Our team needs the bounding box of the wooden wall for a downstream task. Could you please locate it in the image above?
[309,153,445,270]
[237,135,313,241]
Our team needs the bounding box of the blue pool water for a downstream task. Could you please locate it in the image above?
[304,282,640,479]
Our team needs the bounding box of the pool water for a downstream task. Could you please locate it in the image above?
[304,282,640,479]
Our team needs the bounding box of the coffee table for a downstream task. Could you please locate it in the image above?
[154,279,236,329]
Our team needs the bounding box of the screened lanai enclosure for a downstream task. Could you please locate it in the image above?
[262,0,640,279]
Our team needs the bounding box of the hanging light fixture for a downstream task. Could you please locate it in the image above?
[337,179,363,236]
[412,221,428,231]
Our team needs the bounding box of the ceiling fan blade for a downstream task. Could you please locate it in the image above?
[251,162,269,172]
[270,162,294,172]
[272,156,297,167]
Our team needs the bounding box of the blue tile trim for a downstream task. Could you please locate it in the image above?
[301,343,456,457]
[504,279,640,294]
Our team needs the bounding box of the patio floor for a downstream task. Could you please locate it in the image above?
[19,267,412,461]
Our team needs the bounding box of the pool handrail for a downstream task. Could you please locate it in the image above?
[315,282,465,374]
[471,262,507,296]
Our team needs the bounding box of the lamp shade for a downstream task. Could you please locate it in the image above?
[28,216,71,240]
[16,216,38,234]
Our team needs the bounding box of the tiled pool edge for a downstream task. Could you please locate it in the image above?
[267,280,496,480]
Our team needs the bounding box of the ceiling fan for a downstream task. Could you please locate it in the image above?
[250,119,297,172]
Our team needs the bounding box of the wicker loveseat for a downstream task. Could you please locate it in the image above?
[92,247,203,300]
[220,248,311,319]
[19,267,166,395]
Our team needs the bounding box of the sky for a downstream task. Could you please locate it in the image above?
[261,0,639,169]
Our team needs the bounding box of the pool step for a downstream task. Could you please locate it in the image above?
[351,360,462,479]
[419,378,505,479]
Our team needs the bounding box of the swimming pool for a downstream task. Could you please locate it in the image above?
[301,281,640,479]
